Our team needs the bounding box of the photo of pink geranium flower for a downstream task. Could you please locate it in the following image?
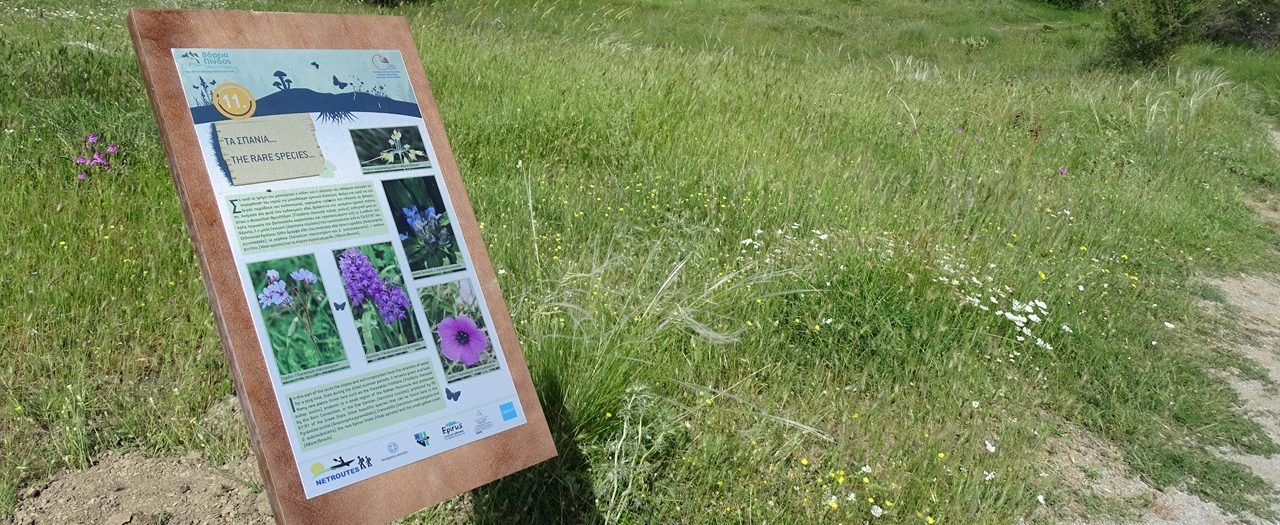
[437,315,487,366]
[417,278,500,383]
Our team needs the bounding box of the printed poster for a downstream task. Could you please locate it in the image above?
[173,48,526,499]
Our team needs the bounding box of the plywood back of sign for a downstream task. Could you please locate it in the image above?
[127,9,556,524]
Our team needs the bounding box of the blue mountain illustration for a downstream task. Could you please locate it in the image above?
[190,88,420,124]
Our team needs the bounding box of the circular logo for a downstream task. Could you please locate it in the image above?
[210,82,256,120]
[386,442,400,454]
[371,53,394,70]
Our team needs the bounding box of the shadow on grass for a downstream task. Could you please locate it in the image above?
[468,372,602,525]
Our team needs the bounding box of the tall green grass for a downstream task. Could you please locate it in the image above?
[2,0,1280,522]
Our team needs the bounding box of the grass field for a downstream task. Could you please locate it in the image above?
[3,0,1280,523]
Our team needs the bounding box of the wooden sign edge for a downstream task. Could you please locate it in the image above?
[126,9,557,524]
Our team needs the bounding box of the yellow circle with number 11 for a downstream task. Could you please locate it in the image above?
[210,82,256,120]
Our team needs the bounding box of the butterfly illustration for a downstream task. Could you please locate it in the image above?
[333,302,347,311]
[310,61,320,69]
[445,388,461,402]
[332,75,349,90]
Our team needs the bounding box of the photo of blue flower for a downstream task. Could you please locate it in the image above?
[382,176,466,278]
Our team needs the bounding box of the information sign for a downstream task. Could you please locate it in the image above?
[128,9,556,524]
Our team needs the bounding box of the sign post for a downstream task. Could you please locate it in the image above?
[128,9,556,524]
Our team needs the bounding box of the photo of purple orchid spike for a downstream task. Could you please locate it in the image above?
[333,242,426,362]
[382,176,465,279]
[417,278,500,383]
[247,254,347,383]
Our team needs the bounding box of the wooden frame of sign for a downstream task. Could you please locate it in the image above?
[128,9,556,524]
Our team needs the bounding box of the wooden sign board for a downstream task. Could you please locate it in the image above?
[127,9,556,524]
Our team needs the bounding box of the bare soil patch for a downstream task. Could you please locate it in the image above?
[1249,198,1280,231]
[1134,489,1237,525]
[10,397,270,525]
[1048,426,1147,505]
[1211,274,1280,417]
[10,451,269,525]
[1047,424,1237,525]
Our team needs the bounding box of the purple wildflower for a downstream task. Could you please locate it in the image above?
[290,268,318,284]
[73,133,120,180]
[266,269,280,282]
[338,248,382,307]
[1058,166,1068,176]
[437,315,488,365]
[257,280,292,308]
[76,172,86,181]
[956,127,964,134]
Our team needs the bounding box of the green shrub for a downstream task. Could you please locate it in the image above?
[1203,0,1280,48]
[1105,0,1209,64]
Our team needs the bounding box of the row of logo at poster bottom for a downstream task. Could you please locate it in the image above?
[302,398,525,497]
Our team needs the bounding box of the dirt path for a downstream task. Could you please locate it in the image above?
[1124,126,1280,524]
[1124,124,1280,523]
[1047,127,1280,524]
[1120,126,1280,523]
[1047,278,1280,525]
[1211,275,1280,488]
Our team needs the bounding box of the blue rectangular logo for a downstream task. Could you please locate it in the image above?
[499,402,518,421]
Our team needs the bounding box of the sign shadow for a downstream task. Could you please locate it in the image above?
[468,371,603,524]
